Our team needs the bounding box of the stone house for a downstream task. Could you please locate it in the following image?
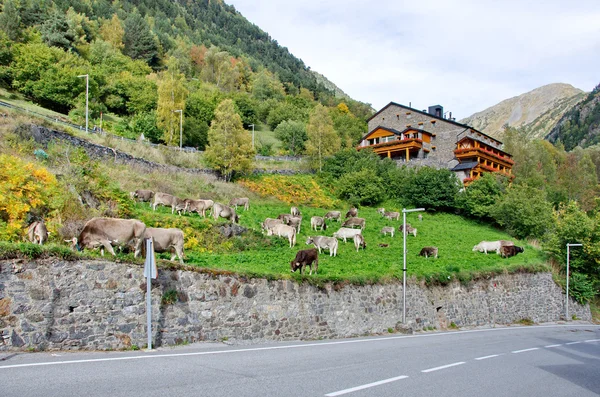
[358,102,514,185]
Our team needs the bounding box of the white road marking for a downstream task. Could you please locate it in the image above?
[475,354,503,360]
[545,344,562,348]
[421,362,465,373]
[585,339,600,343]
[0,324,596,370]
[566,341,582,345]
[512,348,539,354]
[324,375,409,396]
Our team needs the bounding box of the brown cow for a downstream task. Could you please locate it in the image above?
[290,248,318,275]
[144,227,185,264]
[353,233,366,252]
[342,217,366,230]
[229,197,250,211]
[152,192,187,215]
[345,207,358,218]
[419,246,438,259]
[500,245,524,258]
[212,203,239,223]
[27,221,49,245]
[130,190,155,206]
[323,211,341,222]
[70,217,146,257]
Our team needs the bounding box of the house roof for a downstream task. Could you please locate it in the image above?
[367,102,503,146]
[451,161,479,172]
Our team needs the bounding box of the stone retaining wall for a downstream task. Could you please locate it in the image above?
[0,259,590,351]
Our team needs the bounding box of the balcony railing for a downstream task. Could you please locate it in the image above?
[454,147,514,165]
[359,138,423,151]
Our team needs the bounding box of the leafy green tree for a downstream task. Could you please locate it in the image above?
[123,10,159,66]
[130,111,162,143]
[0,0,21,41]
[204,99,254,181]
[456,173,508,219]
[305,104,341,172]
[10,43,61,97]
[491,184,554,239]
[232,93,258,127]
[99,14,124,50]
[274,120,307,156]
[330,103,367,148]
[402,167,460,211]
[252,69,284,101]
[266,101,306,130]
[337,169,385,206]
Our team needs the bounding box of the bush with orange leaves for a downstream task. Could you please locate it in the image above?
[0,154,59,241]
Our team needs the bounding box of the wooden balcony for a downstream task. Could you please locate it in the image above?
[454,147,514,168]
[358,138,423,156]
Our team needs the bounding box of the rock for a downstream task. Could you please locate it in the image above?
[218,224,247,238]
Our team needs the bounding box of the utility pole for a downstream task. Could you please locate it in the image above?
[174,109,183,150]
[566,243,583,320]
[402,207,425,323]
[249,124,255,149]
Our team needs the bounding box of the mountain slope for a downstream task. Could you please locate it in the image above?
[546,85,600,150]
[460,83,585,139]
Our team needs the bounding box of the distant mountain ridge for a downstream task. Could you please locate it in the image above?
[460,83,585,139]
[546,85,600,150]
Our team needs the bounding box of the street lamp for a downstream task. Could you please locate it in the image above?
[402,207,425,323]
[249,124,255,149]
[174,109,183,150]
[566,243,583,320]
[77,74,89,133]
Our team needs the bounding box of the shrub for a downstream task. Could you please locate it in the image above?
[401,167,460,210]
[337,169,385,206]
[569,272,596,304]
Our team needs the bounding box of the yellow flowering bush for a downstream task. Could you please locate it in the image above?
[0,155,59,241]
[239,175,339,208]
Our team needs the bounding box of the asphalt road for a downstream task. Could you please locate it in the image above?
[1,324,599,397]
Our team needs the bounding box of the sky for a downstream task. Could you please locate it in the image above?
[227,0,600,119]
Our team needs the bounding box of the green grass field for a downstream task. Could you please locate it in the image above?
[136,200,547,285]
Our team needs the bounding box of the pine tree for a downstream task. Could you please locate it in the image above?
[123,10,159,66]
[204,99,254,182]
[0,0,21,41]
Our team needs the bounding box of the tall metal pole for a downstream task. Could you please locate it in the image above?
[77,74,89,133]
[566,243,583,320]
[402,207,425,323]
[249,124,255,149]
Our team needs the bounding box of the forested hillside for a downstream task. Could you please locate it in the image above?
[0,0,371,151]
[546,84,600,151]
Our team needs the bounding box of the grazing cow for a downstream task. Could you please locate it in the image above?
[290,248,318,275]
[130,189,155,206]
[342,217,366,230]
[144,227,185,264]
[333,227,362,243]
[287,216,302,233]
[229,197,250,211]
[277,213,292,224]
[472,240,502,254]
[398,223,417,237]
[306,236,338,257]
[377,208,386,215]
[70,217,146,257]
[310,216,327,231]
[419,246,438,259]
[261,218,283,233]
[212,203,239,223]
[323,211,341,222]
[381,226,395,237]
[382,211,400,221]
[27,221,49,245]
[185,199,214,217]
[153,192,187,215]
[500,245,524,258]
[345,207,358,218]
[290,206,301,216]
[267,223,296,248]
[353,233,366,252]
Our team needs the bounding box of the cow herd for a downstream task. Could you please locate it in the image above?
[22,189,525,274]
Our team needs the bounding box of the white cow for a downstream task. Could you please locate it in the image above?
[472,240,502,254]
[306,236,338,257]
[267,223,296,248]
[333,227,362,243]
[27,221,49,245]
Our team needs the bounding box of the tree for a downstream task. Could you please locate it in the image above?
[156,58,188,146]
[337,169,385,206]
[99,14,124,50]
[274,120,307,156]
[123,10,159,67]
[402,167,460,211]
[491,184,555,239]
[305,104,341,172]
[204,99,254,181]
[41,11,76,51]
[456,173,508,219]
[0,0,21,41]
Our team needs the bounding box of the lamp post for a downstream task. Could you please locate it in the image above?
[566,243,583,320]
[77,74,89,133]
[174,109,183,150]
[402,208,425,323]
[249,124,255,149]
